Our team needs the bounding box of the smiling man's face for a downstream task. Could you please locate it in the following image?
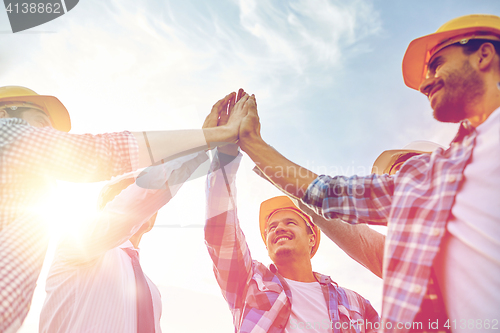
[265,210,315,263]
[419,44,485,123]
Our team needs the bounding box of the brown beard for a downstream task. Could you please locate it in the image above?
[433,60,485,123]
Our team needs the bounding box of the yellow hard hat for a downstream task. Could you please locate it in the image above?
[259,196,321,258]
[402,14,500,90]
[0,86,71,132]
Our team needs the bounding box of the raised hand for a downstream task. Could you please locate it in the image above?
[238,94,262,152]
[202,89,251,149]
[203,92,236,129]
[217,89,246,156]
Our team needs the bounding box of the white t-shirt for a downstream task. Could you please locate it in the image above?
[434,107,500,332]
[284,278,332,333]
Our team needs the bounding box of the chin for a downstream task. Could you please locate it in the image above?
[433,103,466,123]
[271,248,293,261]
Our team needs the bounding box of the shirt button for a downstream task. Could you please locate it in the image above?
[447,175,457,183]
[431,228,440,237]
[413,285,422,293]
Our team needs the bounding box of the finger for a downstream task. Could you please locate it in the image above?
[204,93,233,128]
[213,93,234,112]
[221,92,236,125]
[235,93,249,107]
[219,103,230,126]
[245,95,257,110]
[228,92,236,111]
[236,88,245,102]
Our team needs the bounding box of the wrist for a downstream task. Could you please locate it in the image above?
[204,126,235,149]
[239,133,266,153]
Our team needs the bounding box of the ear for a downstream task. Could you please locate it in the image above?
[309,233,316,249]
[0,109,9,119]
[476,42,497,71]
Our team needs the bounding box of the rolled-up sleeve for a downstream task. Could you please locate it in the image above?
[302,173,395,225]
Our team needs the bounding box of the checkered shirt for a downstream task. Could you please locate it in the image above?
[0,118,138,332]
[302,121,477,333]
[205,150,380,333]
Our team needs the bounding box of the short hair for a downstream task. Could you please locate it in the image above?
[97,177,135,210]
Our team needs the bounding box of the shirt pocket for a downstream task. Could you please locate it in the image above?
[245,277,283,311]
[338,304,365,333]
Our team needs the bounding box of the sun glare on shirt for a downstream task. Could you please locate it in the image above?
[33,181,104,240]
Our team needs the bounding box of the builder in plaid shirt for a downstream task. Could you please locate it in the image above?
[234,14,500,333]
[205,143,379,333]
[0,86,247,332]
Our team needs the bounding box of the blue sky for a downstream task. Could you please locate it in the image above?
[2,1,499,332]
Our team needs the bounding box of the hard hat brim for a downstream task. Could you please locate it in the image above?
[0,95,71,132]
[403,26,500,90]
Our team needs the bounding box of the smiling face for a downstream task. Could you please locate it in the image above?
[265,210,316,264]
[419,44,486,123]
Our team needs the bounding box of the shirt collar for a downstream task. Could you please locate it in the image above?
[270,263,335,286]
[118,240,138,251]
[452,119,474,144]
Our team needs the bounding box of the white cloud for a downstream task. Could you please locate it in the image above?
[237,0,381,74]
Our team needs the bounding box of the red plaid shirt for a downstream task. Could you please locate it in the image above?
[205,150,379,333]
[0,118,138,332]
[302,119,490,332]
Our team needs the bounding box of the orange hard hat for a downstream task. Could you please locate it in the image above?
[259,196,321,258]
[0,86,71,132]
[402,14,500,90]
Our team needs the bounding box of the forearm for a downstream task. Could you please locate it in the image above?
[132,127,234,168]
[205,152,252,309]
[316,220,384,278]
[241,137,317,198]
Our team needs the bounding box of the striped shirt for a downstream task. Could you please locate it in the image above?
[205,151,380,333]
[0,118,138,332]
[302,111,499,332]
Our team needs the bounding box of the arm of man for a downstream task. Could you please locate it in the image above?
[204,147,254,321]
[0,92,247,182]
[238,95,394,225]
[59,152,208,263]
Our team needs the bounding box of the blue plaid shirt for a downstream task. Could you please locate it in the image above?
[302,119,484,332]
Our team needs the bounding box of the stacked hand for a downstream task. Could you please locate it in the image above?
[203,88,262,154]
